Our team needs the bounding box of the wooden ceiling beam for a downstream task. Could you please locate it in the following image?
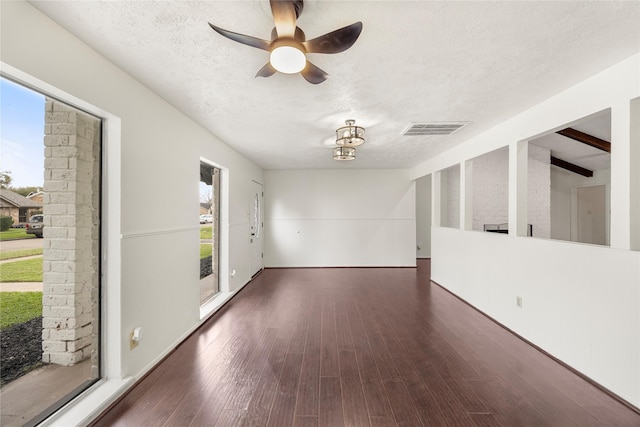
[556,127,611,152]
[551,156,593,177]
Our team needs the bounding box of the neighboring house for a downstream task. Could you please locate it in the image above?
[27,190,44,204]
[0,188,43,225]
[200,202,211,215]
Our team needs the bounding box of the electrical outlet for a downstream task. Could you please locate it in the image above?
[516,296,523,308]
[129,330,139,350]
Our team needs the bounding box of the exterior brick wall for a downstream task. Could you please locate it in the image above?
[42,99,100,372]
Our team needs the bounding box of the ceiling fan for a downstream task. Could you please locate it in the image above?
[208,0,363,84]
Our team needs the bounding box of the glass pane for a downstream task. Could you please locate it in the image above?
[199,162,219,304]
[0,77,101,426]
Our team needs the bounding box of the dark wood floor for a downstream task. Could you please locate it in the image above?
[93,260,640,426]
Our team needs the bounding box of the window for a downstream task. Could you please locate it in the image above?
[199,161,220,304]
[0,77,102,426]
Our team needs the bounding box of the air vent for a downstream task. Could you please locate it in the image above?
[402,122,469,136]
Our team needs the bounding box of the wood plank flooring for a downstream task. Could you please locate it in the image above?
[92,260,640,426]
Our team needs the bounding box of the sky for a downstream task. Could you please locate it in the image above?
[0,77,211,201]
[0,77,46,188]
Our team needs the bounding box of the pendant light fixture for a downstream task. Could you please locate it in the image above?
[333,146,356,161]
[335,119,365,147]
[332,119,365,161]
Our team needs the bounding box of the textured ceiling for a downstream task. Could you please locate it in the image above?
[29,0,640,170]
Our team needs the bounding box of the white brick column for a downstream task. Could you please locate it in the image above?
[42,99,100,369]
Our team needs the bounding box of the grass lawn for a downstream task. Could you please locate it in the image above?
[0,228,36,241]
[200,225,212,240]
[200,243,212,260]
[0,248,44,261]
[0,258,43,282]
[0,292,42,329]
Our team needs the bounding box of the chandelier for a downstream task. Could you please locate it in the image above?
[332,119,365,161]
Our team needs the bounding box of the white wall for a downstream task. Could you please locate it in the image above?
[432,227,640,405]
[1,0,262,411]
[264,169,416,267]
[416,175,431,258]
[410,54,640,407]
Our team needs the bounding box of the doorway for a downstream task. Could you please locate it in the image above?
[250,181,263,276]
[576,185,608,245]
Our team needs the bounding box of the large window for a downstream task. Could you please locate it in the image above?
[0,77,101,426]
[199,161,220,305]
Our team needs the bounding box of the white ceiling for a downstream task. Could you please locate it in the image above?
[532,111,611,172]
[30,0,640,170]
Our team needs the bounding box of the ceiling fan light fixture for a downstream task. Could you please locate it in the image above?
[335,119,365,147]
[333,146,356,161]
[270,45,306,74]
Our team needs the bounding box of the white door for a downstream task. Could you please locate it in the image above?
[250,181,263,276]
[577,185,607,245]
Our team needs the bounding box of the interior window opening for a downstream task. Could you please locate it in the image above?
[468,147,510,235]
[528,110,611,245]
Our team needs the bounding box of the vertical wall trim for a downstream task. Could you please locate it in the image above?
[610,102,632,250]
[462,160,473,230]
[629,97,640,251]
[432,171,442,227]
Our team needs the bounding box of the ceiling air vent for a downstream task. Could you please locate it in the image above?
[402,122,469,136]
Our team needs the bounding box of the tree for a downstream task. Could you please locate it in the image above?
[0,170,12,189]
[11,186,41,197]
[200,190,213,214]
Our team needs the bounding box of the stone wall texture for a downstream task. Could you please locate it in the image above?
[42,99,100,373]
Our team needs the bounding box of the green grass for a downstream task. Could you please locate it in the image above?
[0,248,43,261]
[0,257,43,282]
[0,292,42,329]
[0,228,36,241]
[200,225,212,240]
[200,243,213,260]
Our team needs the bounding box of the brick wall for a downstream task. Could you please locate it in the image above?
[42,99,100,371]
[528,144,551,238]
[443,165,460,228]
[468,145,550,237]
[472,147,509,231]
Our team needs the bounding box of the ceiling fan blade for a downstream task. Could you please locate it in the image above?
[301,61,329,84]
[255,62,277,79]
[302,22,363,54]
[208,23,271,51]
[270,0,297,38]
